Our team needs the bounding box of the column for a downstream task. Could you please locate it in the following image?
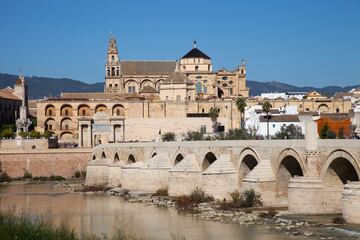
[78,124,83,147]
[88,123,92,147]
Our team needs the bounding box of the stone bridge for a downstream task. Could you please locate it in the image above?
[86,117,360,223]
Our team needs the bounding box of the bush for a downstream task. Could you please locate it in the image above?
[319,124,337,139]
[23,170,32,179]
[154,187,168,196]
[74,170,81,178]
[332,216,346,224]
[42,130,54,139]
[161,132,176,142]
[183,131,203,141]
[49,175,65,181]
[175,188,214,212]
[1,128,14,138]
[28,130,41,139]
[18,131,28,138]
[0,172,11,182]
[219,189,263,210]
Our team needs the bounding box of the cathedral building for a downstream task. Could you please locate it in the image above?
[35,36,351,145]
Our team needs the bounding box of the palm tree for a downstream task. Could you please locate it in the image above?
[262,101,272,140]
[208,107,219,133]
[236,97,247,129]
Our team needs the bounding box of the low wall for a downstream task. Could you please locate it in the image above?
[0,148,92,178]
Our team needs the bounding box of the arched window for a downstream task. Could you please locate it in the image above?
[111,55,115,61]
[196,82,202,94]
[176,95,181,101]
[111,67,115,76]
[49,110,52,116]
[107,68,110,76]
[195,66,199,72]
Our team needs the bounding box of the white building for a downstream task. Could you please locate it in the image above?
[260,92,306,100]
[245,105,304,137]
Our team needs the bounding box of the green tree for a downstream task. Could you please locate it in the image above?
[319,124,336,139]
[1,128,14,138]
[274,124,304,139]
[161,132,176,141]
[236,97,247,129]
[208,107,220,133]
[262,101,272,140]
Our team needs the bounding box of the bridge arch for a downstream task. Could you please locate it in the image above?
[237,148,260,184]
[128,154,136,164]
[274,148,305,202]
[114,152,120,162]
[101,151,106,159]
[172,149,185,166]
[202,152,217,171]
[321,149,360,213]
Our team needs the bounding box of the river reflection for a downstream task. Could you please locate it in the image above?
[0,183,305,240]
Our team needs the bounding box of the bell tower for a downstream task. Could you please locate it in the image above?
[105,34,122,93]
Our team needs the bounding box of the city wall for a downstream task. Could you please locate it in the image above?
[0,148,92,178]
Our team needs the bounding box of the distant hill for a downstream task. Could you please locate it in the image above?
[0,73,359,99]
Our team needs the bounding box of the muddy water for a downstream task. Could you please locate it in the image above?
[0,183,306,240]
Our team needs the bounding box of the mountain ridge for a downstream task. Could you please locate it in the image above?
[0,73,358,99]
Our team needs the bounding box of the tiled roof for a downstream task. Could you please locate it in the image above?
[139,85,158,93]
[61,92,114,99]
[120,60,176,75]
[181,48,211,59]
[259,114,300,123]
[0,88,21,100]
[163,72,193,85]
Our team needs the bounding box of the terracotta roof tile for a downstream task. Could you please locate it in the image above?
[121,60,176,75]
[259,114,300,123]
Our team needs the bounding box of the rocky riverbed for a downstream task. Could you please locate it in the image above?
[57,183,360,240]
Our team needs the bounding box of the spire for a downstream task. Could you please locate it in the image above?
[108,33,118,54]
[193,40,197,48]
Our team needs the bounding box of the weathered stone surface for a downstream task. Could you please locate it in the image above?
[342,181,360,224]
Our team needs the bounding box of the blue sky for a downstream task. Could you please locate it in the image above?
[0,0,359,87]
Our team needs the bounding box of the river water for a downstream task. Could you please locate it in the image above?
[0,183,306,240]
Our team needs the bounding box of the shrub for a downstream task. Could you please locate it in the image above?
[23,170,32,179]
[0,172,11,182]
[49,175,65,181]
[189,187,214,203]
[2,128,14,138]
[240,188,263,208]
[18,131,28,138]
[42,130,54,139]
[82,185,110,192]
[154,187,168,196]
[332,216,346,224]
[183,131,203,141]
[162,132,176,142]
[28,130,41,139]
[74,170,81,178]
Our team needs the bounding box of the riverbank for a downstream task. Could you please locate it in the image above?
[66,183,360,240]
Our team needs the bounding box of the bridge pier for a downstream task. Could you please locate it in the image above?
[343,181,360,224]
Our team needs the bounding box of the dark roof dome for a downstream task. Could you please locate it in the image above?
[181,41,211,59]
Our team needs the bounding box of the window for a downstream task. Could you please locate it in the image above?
[49,125,52,130]
[176,95,181,101]
[202,108,205,113]
[183,66,186,70]
[128,86,135,93]
[196,82,202,94]
[107,68,110,76]
[116,109,120,115]
[228,88,233,95]
[65,124,69,130]
[111,67,115,76]
[196,76,202,79]
[272,124,276,128]
[116,69,120,75]
[222,76,228,80]
[115,84,118,88]
[208,65,210,71]
[200,125,206,134]
[241,70,244,74]
[195,66,199,72]
[65,109,69,116]
[165,96,169,101]
[203,86,207,94]
[111,55,115,61]
[109,84,112,88]
[49,110,52,116]
[82,109,86,116]
[336,108,340,113]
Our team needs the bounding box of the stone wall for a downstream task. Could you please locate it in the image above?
[0,138,50,150]
[0,148,91,178]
